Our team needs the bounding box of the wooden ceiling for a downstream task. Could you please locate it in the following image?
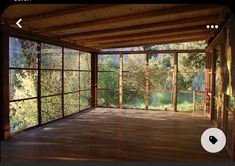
[1,4,231,50]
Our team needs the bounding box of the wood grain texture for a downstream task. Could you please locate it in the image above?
[1,108,229,162]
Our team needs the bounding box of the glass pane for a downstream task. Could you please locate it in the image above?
[194,93,204,112]
[123,72,145,91]
[98,90,118,107]
[80,72,91,90]
[149,72,173,91]
[64,93,79,116]
[123,54,145,72]
[9,69,37,100]
[178,53,205,72]
[64,48,79,70]
[80,52,91,70]
[64,71,79,93]
[177,72,205,91]
[9,37,38,68]
[123,54,146,92]
[123,91,145,109]
[80,90,91,110]
[41,95,62,123]
[98,72,119,89]
[10,99,38,132]
[148,53,173,71]
[41,70,62,96]
[41,43,62,69]
[148,54,173,91]
[98,54,119,71]
[148,92,173,110]
[177,91,193,111]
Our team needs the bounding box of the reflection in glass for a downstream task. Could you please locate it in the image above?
[10,99,38,132]
[64,93,79,116]
[9,69,37,100]
[41,95,62,123]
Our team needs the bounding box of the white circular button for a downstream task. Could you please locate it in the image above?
[201,128,226,153]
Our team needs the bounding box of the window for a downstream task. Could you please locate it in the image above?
[80,51,91,109]
[97,54,119,107]
[9,37,39,132]
[148,54,173,110]
[177,53,206,111]
[9,37,91,133]
[123,54,146,109]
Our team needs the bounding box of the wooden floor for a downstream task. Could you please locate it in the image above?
[1,108,230,162]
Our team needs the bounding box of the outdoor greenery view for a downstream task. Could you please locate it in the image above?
[98,41,207,111]
[9,37,207,133]
[9,37,91,132]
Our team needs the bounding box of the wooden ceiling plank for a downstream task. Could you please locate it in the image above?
[7,4,118,24]
[91,35,207,49]
[58,14,219,39]
[86,30,209,45]
[97,37,206,49]
[33,5,222,33]
[76,25,210,43]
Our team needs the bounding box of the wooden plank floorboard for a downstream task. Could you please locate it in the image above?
[1,108,230,162]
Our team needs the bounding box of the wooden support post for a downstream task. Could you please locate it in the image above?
[205,50,211,118]
[210,49,216,120]
[173,52,178,112]
[119,53,123,109]
[193,90,196,115]
[78,51,81,111]
[223,94,228,133]
[91,52,98,108]
[217,43,224,128]
[0,24,10,140]
[37,43,42,125]
[61,47,65,118]
[145,54,149,110]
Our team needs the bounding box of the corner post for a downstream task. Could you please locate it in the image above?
[119,53,123,109]
[1,24,10,140]
[91,52,98,108]
[145,54,149,110]
[173,52,178,112]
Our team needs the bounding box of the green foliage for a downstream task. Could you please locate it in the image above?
[10,99,38,132]
[41,96,62,123]
[64,93,79,116]
[10,37,208,132]
[98,41,207,111]
[148,92,173,110]
[9,37,91,132]
[80,90,91,110]
[98,90,119,107]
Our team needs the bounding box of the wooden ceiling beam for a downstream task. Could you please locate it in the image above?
[58,14,219,39]
[76,25,210,43]
[8,26,98,52]
[98,49,205,54]
[86,30,209,45]
[85,32,208,47]
[91,35,207,49]
[7,4,118,24]
[33,5,222,33]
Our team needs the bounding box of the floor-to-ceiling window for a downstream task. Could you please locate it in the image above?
[9,36,91,133]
